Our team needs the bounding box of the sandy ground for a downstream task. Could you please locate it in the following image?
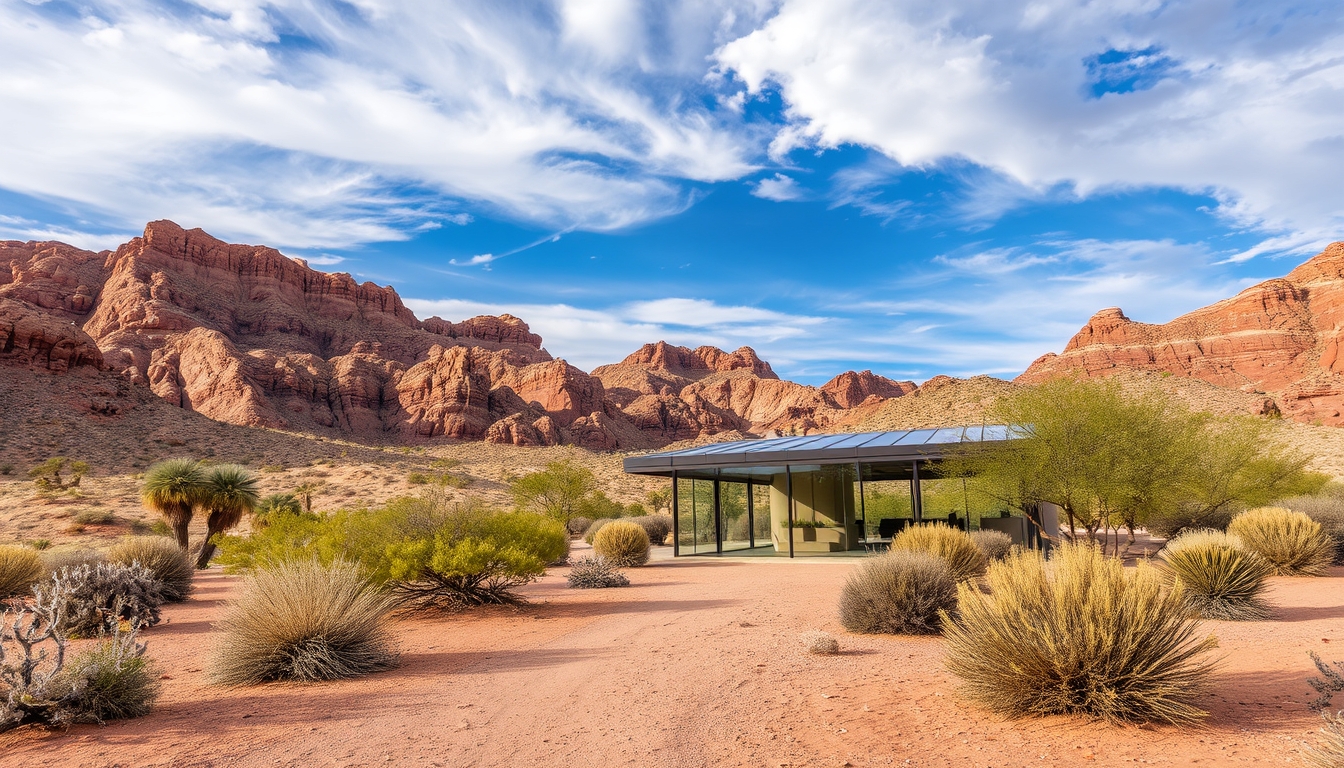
[2,545,1340,768]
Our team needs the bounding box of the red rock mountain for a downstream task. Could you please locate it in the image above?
[1,221,917,448]
[1019,241,1344,424]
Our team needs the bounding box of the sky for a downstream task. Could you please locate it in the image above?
[3,0,1344,383]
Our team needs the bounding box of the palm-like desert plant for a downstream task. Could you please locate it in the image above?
[141,459,207,549]
[1159,529,1272,620]
[196,465,260,569]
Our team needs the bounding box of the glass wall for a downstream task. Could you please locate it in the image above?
[674,476,774,555]
[720,481,751,551]
[675,477,717,554]
[857,478,913,541]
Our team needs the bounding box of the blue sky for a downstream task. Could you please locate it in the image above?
[3,1,1343,383]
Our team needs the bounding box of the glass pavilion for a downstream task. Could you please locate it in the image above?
[623,427,1050,557]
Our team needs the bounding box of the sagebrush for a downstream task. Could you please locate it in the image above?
[567,558,629,589]
[592,521,650,567]
[891,524,986,580]
[210,559,399,685]
[628,515,673,546]
[969,529,1013,562]
[0,545,45,599]
[839,550,957,635]
[1228,507,1334,576]
[36,562,164,637]
[800,630,839,655]
[1159,529,1271,620]
[943,543,1218,724]
[109,536,195,602]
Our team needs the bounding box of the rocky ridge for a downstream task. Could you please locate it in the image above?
[1,221,919,449]
[1019,241,1344,425]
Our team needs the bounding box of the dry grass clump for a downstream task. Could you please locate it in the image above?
[1159,530,1272,620]
[566,558,629,589]
[210,560,399,685]
[592,521,650,567]
[800,630,839,655]
[944,543,1218,724]
[1228,507,1334,576]
[1275,495,1344,565]
[40,549,105,574]
[582,518,616,544]
[1306,710,1344,768]
[839,550,957,635]
[0,545,45,598]
[58,625,161,723]
[109,536,195,603]
[970,529,1013,562]
[891,524,986,580]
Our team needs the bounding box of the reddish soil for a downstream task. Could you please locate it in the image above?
[3,550,1340,767]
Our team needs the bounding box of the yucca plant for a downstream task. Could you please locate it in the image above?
[141,459,207,549]
[1228,507,1335,576]
[943,543,1219,724]
[890,524,986,581]
[1159,529,1272,620]
[196,465,260,569]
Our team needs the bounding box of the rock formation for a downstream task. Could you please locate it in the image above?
[2,221,918,448]
[1019,241,1344,424]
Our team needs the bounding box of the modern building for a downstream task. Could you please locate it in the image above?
[623,427,1057,557]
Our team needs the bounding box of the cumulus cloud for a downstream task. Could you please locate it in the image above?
[751,173,803,201]
[715,0,1344,256]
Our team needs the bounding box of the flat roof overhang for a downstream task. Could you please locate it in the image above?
[623,426,1018,481]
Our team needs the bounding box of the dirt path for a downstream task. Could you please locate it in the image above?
[3,551,1340,767]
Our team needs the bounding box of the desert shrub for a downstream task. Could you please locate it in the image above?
[583,518,616,544]
[509,459,598,526]
[566,516,593,537]
[592,521,650,567]
[254,493,307,528]
[943,544,1218,724]
[970,529,1013,562]
[891,524,986,581]
[567,558,629,589]
[628,515,673,546]
[1308,651,1344,710]
[29,457,88,492]
[36,562,164,637]
[407,472,430,485]
[40,548,105,574]
[1227,507,1334,576]
[1145,506,1236,539]
[1277,495,1344,565]
[800,630,838,655]
[839,550,957,635]
[210,559,399,685]
[108,536,195,603]
[56,622,161,723]
[1158,529,1272,620]
[0,545,45,598]
[74,509,116,525]
[1,587,158,731]
[1306,710,1344,768]
[28,539,51,551]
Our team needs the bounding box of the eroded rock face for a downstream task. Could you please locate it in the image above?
[1019,241,1344,425]
[0,221,922,448]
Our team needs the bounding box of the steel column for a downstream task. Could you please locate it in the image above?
[671,471,679,557]
[786,465,795,558]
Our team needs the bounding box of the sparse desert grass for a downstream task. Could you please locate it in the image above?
[73,509,117,526]
[970,529,1013,561]
[109,536,195,602]
[1159,529,1272,620]
[891,524,986,580]
[1228,507,1334,576]
[0,545,46,598]
[592,521,650,567]
[567,558,629,589]
[210,560,399,685]
[839,550,957,635]
[800,630,839,655]
[943,543,1218,724]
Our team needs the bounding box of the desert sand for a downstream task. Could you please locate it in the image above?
[2,542,1339,767]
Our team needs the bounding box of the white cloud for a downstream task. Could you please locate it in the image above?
[751,173,803,201]
[715,0,1344,257]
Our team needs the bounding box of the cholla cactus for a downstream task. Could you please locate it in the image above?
[36,562,163,638]
[0,586,73,730]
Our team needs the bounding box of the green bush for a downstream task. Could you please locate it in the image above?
[567,558,629,589]
[0,545,45,598]
[216,494,569,611]
[1146,506,1235,540]
[943,544,1218,724]
[109,536,195,603]
[628,515,673,546]
[891,524,986,580]
[839,550,956,635]
[583,518,616,544]
[254,492,309,528]
[74,509,116,525]
[29,457,88,492]
[210,559,399,685]
[592,521,650,567]
[970,529,1013,562]
[1159,529,1272,620]
[1228,507,1334,576]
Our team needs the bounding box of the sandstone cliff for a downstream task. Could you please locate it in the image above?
[1019,241,1344,424]
[2,222,915,448]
